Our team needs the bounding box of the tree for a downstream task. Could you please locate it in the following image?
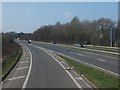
[94,18,115,45]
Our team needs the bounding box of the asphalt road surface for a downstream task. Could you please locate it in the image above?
[3,41,92,89]
[31,41,119,76]
[25,43,78,88]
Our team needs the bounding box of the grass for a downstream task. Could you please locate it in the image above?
[36,41,119,59]
[2,44,22,76]
[59,55,119,89]
[0,68,1,77]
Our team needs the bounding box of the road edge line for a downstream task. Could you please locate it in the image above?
[47,52,82,88]
[55,52,119,76]
[33,45,82,89]
[22,45,32,89]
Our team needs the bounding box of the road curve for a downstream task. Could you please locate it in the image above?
[21,41,81,88]
[31,41,119,76]
[3,41,93,89]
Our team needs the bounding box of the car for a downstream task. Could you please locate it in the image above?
[78,43,84,48]
[53,41,56,44]
[51,41,56,44]
[27,40,31,43]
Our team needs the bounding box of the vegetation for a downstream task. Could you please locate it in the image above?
[59,55,119,89]
[61,45,119,58]
[2,33,22,75]
[18,17,120,47]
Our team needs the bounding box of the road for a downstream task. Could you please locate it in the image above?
[3,41,92,89]
[31,41,119,76]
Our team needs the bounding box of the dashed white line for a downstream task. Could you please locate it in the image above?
[78,54,84,56]
[7,76,25,81]
[54,51,119,76]
[63,50,66,51]
[97,58,106,62]
[16,67,29,70]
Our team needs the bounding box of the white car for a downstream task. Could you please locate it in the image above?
[27,40,31,43]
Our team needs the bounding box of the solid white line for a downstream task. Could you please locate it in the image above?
[55,51,119,76]
[7,76,25,81]
[20,61,30,64]
[47,52,82,88]
[33,45,82,88]
[16,67,29,70]
[22,45,32,89]
[97,58,106,62]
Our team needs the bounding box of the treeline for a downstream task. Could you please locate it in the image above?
[19,17,120,46]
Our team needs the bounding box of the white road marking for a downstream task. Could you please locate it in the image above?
[7,76,25,81]
[97,58,106,62]
[22,45,32,89]
[16,67,29,70]
[75,77,83,80]
[20,61,30,64]
[78,54,84,56]
[33,45,82,88]
[61,61,65,63]
[54,51,119,76]
[50,54,82,88]
[66,67,72,70]
[63,50,66,51]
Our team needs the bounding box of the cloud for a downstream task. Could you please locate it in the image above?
[64,11,73,19]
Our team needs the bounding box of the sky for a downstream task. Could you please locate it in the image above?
[2,2,118,33]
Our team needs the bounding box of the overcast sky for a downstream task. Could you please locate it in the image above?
[2,2,118,33]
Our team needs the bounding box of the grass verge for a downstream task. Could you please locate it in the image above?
[2,44,22,76]
[34,41,119,59]
[59,54,119,89]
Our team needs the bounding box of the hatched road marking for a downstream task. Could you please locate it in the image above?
[7,76,25,81]
[20,61,30,64]
[16,67,29,70]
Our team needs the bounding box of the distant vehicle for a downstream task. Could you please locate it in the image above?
[17,38,19,40]
[27,40,31,43]
[51,41,56,44]
[53,41,56,44]
[78,43,85,48]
